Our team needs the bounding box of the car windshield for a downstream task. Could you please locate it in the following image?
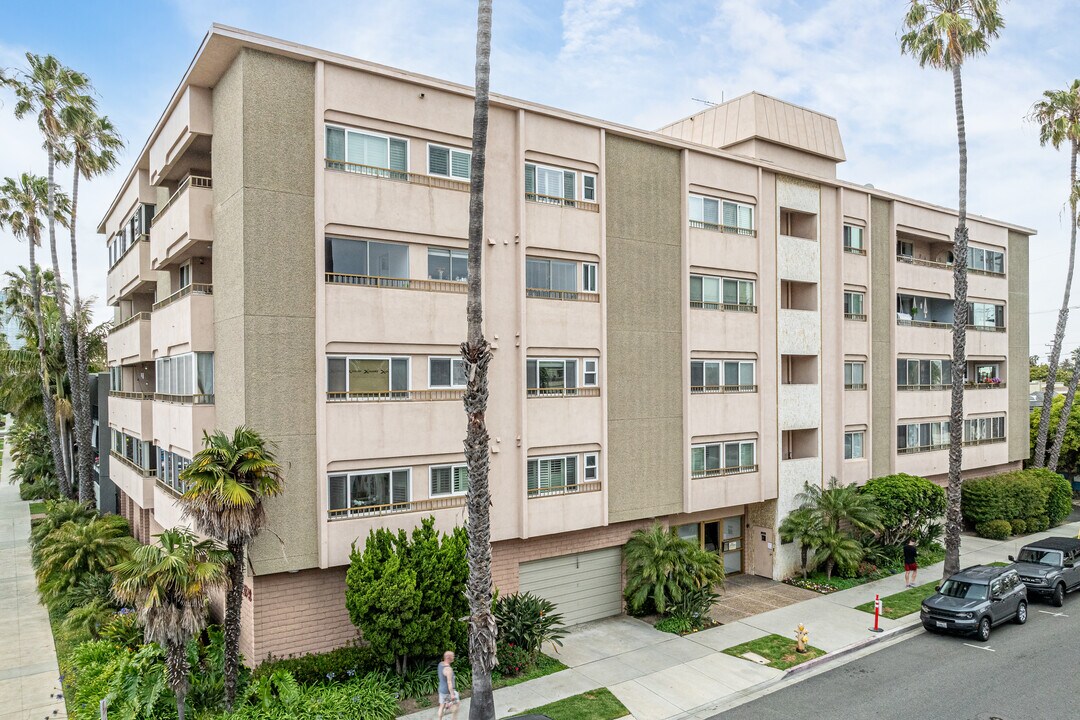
[938,580,988,600]
[1016,548,1064,566]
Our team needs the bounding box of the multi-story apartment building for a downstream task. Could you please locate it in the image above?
[99,26,1033,662]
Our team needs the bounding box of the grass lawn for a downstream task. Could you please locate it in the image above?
[493,653,568,689]
[28,501,47,515]
[513,688,628,720]
[855,581,938,619]
[721,634,826,670]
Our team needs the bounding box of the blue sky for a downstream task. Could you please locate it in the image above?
[1,0,1078,354]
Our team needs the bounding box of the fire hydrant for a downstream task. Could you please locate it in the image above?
[794,624,809,653]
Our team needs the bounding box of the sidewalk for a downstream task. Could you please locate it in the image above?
[0,433,67,720]
[401,519,1080,720]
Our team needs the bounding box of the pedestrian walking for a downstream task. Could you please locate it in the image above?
[903,538,918,588]
[437,650,460,720]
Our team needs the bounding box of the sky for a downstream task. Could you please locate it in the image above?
[0,0,1077,356]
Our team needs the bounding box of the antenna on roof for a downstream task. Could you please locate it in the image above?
[692,97,720,107]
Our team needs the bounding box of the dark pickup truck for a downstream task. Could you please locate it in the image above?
[1009,537,1080,607]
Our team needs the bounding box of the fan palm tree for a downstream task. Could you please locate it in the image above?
[0,174,73,496]
[179,426,284,710]
[622,523,724,615]
[1048,347,1080,471]
[812,525,864,581]
[36,514,135,602]
[112,529,231,720]
[778,507,822,580]
[901,0,1004,578]
[794,478,882,535]
[1032,79,1080,467]
[461,3,496,719]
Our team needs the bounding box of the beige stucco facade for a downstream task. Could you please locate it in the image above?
[100,25,1035,660]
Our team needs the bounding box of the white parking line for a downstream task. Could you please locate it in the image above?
[961,643,995,652]
[1037,610,1069,618]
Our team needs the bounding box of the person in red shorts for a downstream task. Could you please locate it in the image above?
[903,538,919,588]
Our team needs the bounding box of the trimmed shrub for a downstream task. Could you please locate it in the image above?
[861,473,946,546]
[961,477,1002,525]
[975,519,1012,540]
[1037,471,1073,526]
[1027,515,1050,533]
[496,640,533,677]
[1009,519,1027,535]
[256,644,380,685]
[962,470,1058,528]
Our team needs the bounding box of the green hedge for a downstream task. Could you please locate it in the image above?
[975,520,1012,540]
[962,469,1072,529]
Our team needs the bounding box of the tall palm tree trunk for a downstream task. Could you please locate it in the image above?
[462,2,496,718]
[27,232,71,497]
[944,63,969,579]
[1048,348,1080,472]
[223,540,245,710]
[68,157,95,504]
[165,639,191,720]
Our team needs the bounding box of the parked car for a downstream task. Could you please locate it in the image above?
[920,565,1027,641]
[1009,537,1080,607]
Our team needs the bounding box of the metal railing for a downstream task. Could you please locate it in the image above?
[967,324,1006,333]
[324,273,468,294]
[156,478,187,498]
[153,283,214,311]
[525,288,601,303]
[525,192,600,212]
[962,436,1007,447]
[896,254,950,270]
[690,301,758,313]
[845,313,867,322]
[845,383,868,391]
[109,391,154,401]
[527,480,603,498]
[154,393,215,405]
[968,267,1006,278]
[110,450,156,477]
[109,312,150,334]
[690,385,758,394]
[326,389,464,403]
[110,236,149,269]
[328,493,466,520]
[843,245,867,256]
[897,318,951,329]
[689,220,757,237]
[898,384,948,391]
[898,444,950,455]
[526,387,601,398]
[691,464,758,479]
[151,176,212,227]
[325,158,471,192]
[965,381,1006,389]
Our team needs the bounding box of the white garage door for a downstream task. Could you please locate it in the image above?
[519,547,623,626]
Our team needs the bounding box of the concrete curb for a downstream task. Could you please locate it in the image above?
[785,617,923,677]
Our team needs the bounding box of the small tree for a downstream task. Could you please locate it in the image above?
[861,473,947,546]
[778,508,821,579]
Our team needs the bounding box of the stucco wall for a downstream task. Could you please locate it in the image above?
[870,197,894,477]
[1007,230,1030,462]
[604,135,684,522]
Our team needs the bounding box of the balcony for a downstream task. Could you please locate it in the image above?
[526,481,605,537]
[525,288,599,303]
[108,392,153,437]
[325,494,467,566]
[325,399,464,464]
[152,397,215,457]
[151,284,215,357]
[691,464,758,479]
[526,387,601,398]
[149,86,212,185]
[152,482,193,532]
[106,238,153,305]
[688,462,765,513]
[149,176,213,269]
[689,219,756,237]
[778,309,819,356]
[527,292,603,350]
[526,390,603,449]
[778,235,819,283]
[109,451,156,508]
[326,389,463,403]
[779,384,820,431]
[108,313,152,365]
[688,390,759,439]
[325,278,466,347]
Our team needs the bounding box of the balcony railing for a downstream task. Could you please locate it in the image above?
[690,301,758,313]
[897,317,951,329]
[965,381,1006,389]
[109,311,150,334]
[109,391,154,400]
[962,436,1007,447]
[968,267,1006,278]
[526,387,601,398]
[156,478,188,498]
[155,393,215,405]
[690,385,758,394]
[843,245,867,256]
[898,444,949,454]
[845,313,867,322]
[525,192,599,213]
[324,273,468,294]
[845,383,868,391]
[326,389,464,403]
[525,288,600,303]
[109,235,149,270]
[327,493,466,520]
[110,450,156,477]
[689,220,757,237]
[527,480,602,498]
[896,254,1004,278]
[898,384,948,391]
[967,324,1006,333]
[691,464,758,479]
[153,283,213,311]
[151,175,212,227]
[325,158,470,192]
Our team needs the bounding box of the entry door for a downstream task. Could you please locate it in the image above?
[753,526,774,578]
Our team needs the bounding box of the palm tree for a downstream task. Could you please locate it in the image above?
[0,174,73,496]
[112,529,231,720]
[812,526,864,581]
[622,523,724,614]
[36,514,135,603]
[3,54,96,505]
[461,3,496,719]
[1048,347,1080,471]
[179,426,284,710]
[901,0,1004,578]
[29,498,97,560]
[791,479,882,580]
[1032,79,1080,467]
[778,507,822,579]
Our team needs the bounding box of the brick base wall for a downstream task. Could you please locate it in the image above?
[250,567,358,661]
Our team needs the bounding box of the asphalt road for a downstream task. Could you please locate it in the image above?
[716,591,1080,720]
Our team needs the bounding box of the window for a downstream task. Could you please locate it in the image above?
[583,453,598,481]
[583,359,598,387]
[843,225,865,253]
[690,360,755,392]
[844,431,865,459]
[897,240,914,257]
[525,163,579,204]
[897,358,951,388]
[112,430,155,472]
[897,420,950,452]
[527,358,578,396]
[326,126,408,176]
[527,455,578,494]
[325,237,409,282]
[963,416,1006,443]
[582,174,597,202]
[969,246,1004,275]
[844,362,865,389]
[328,468,411,515]
[158,449,191,494]
[844,291,865,317]
[430,464,469,496]
[155,352,214,398]
[109,366,122,392]
[427,144,471,179]
[428,248,468,282]
[429,357,466,388]
[972,363,1002,384]
[328,356,409,398]
[526,257,578,297]
[969,302,1005,330]
[178,262,191,290]
[691,441,756,476]
[582,263,598,293]
[689,195,754,234]
[690,275,756,310]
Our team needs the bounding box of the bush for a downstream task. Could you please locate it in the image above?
[861,473,946,546]
[19,477,60,500]
[1009,518,1027,535]
[655,616,694,635]
[224,673,398,720]
[495,641,532,677]
[962,470,1057,528]
[975,520,1012,540]
[1027,515,1050,533]
[666,586,718,632]
[256,644,380,686]
[623,523,724,615]
[1036,470,1073,526]
[494,592,567,658]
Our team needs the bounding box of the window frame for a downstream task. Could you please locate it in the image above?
[325,123,410,173]
[429,463,469,497]
[688,194,755,233]
[690,274,757,309]
[582,262,598,293]
[426,142,472,180]
[844,431,865,459]
[582,173,597,202]
[844,291,865,316]
[428,356,467,389]
[582,358,599,387]
[327,355,411,396]
[526,454,581,494]
[525,162,578,203]
[325,236,411,282]
[526,357,581,395]
[690,359,756,392]
[583,452,599,481]
[328,467,412,514]
[843,225,865,252]
[426,246,469,282]
[691,440,757,475]
[844,361,866,389]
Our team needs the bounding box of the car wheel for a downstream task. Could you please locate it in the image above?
[977,617,991,642]
[1014,600,1028,625]
[1051,583,1065,608]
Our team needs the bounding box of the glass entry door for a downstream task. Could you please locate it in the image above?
[676,514,744,575]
